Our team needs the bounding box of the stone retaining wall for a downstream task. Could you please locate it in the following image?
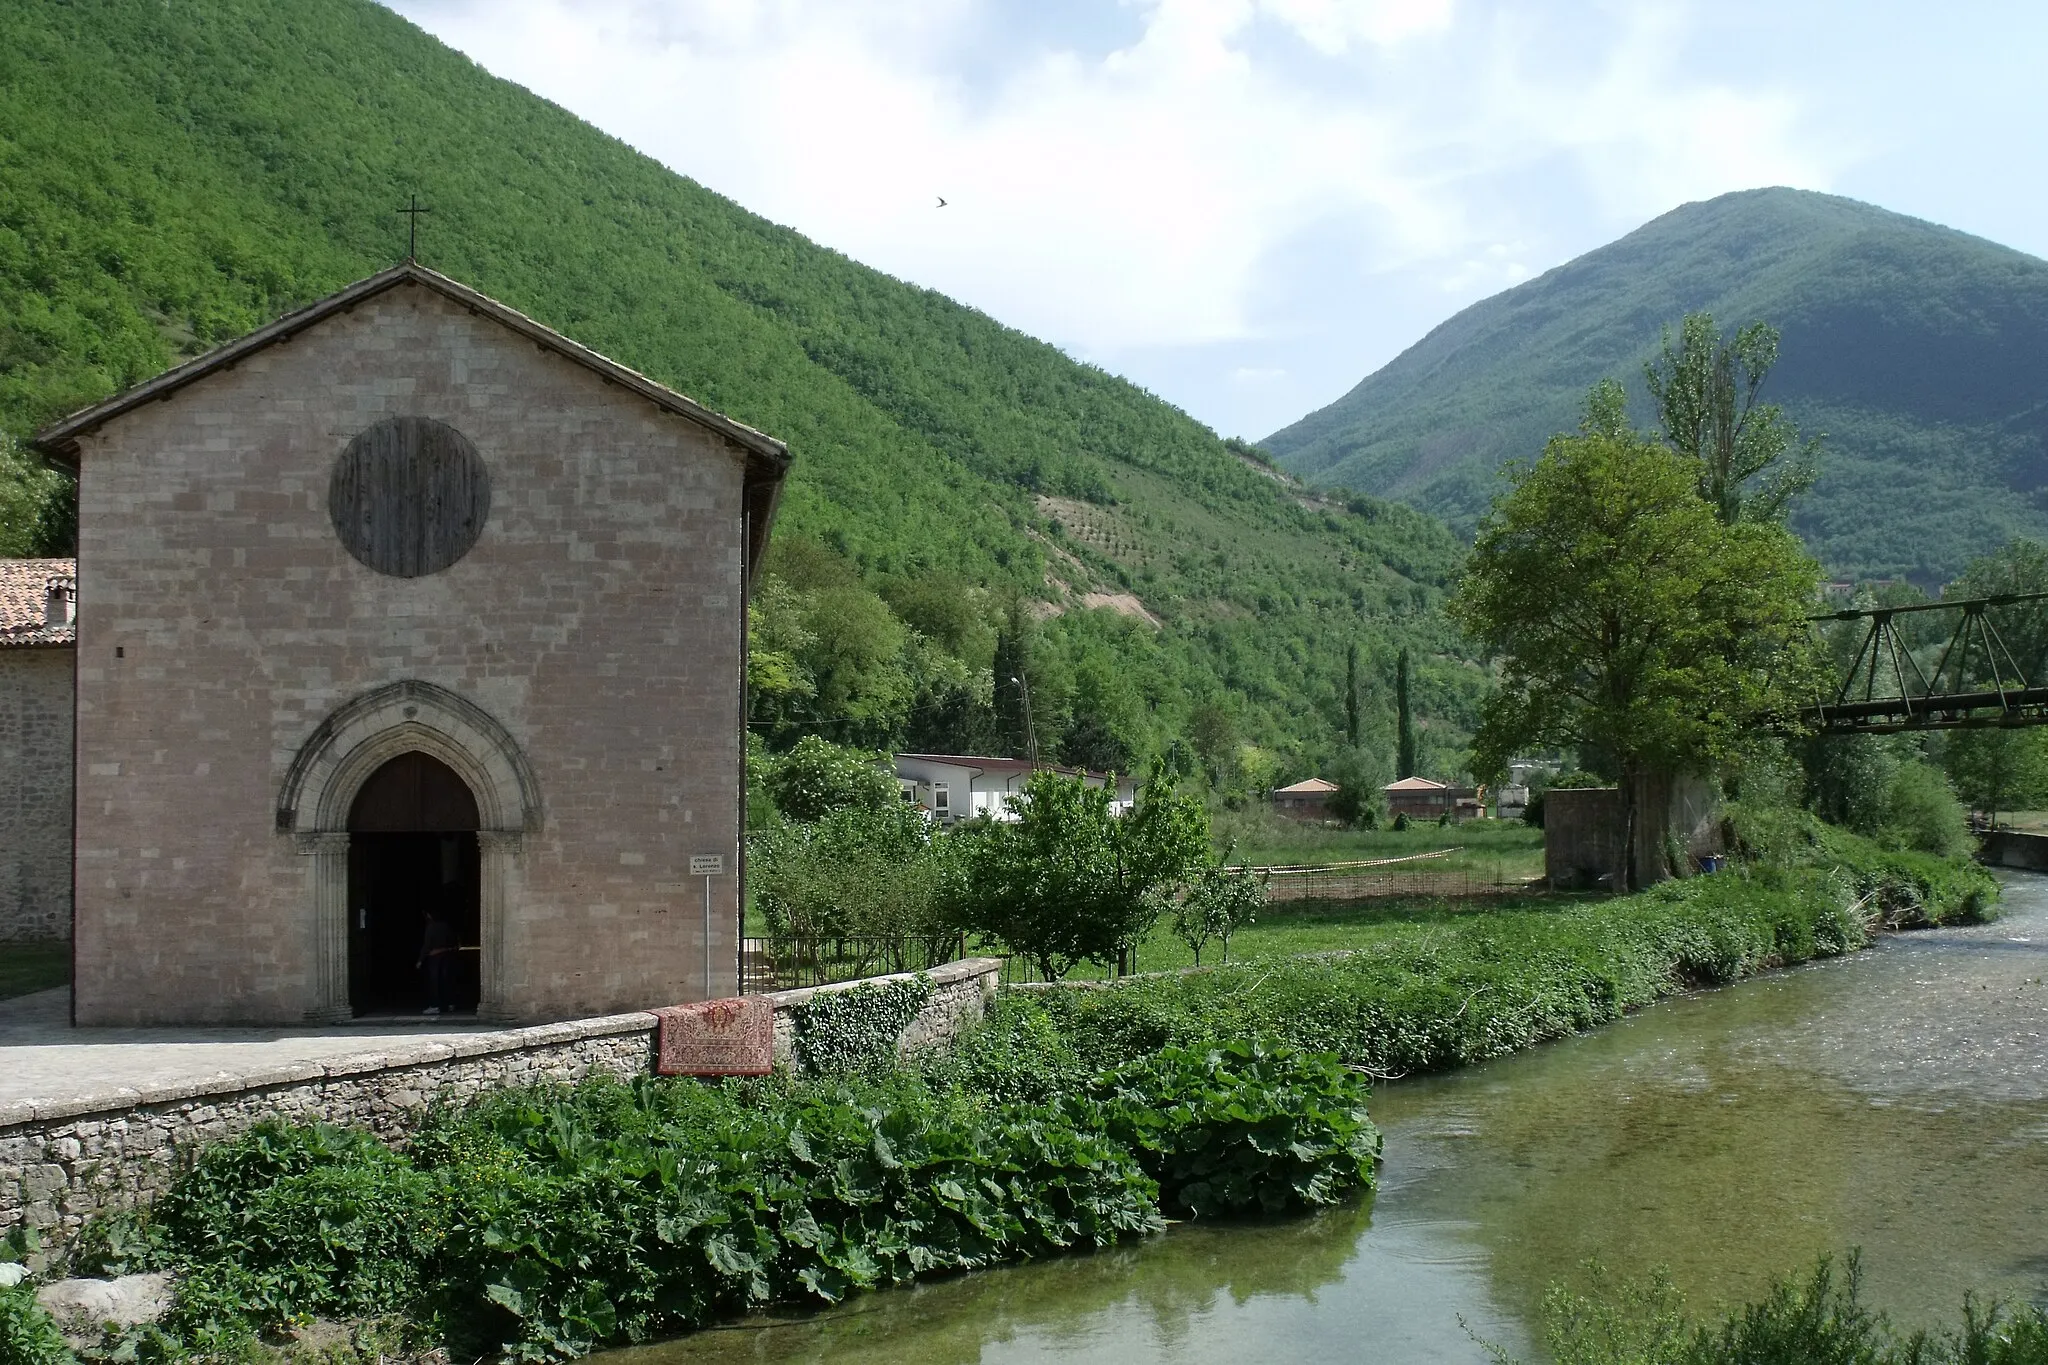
[1,958,999,1249]
[1979,830,2048,872]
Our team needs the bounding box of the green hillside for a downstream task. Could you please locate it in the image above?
[0,0,1481,783]
[1265,188,2048,584]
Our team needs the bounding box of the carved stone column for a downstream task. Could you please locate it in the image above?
[477,830,522,1022]
[298,831,352,1023]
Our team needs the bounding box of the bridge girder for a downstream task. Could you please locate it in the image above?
[1798,590,2048,736]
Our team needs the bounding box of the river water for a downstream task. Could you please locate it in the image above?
[615,874,2048,1364]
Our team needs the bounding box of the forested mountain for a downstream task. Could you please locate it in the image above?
[0,0,1482,785]
[1265,188,2048,585]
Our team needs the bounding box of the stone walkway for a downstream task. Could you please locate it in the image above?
[0,987,523,1123]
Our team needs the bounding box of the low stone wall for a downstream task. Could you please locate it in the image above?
[1980,829,2048,871]
[0,957,999,1249]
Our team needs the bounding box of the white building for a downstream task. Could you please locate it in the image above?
[893,754,1138,824]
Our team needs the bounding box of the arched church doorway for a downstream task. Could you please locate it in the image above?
[346,751,482,1016]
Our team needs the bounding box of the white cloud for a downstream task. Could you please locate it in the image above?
[1256,0,1455,53]
[387,0,1840,425]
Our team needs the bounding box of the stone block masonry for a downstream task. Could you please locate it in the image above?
[1,958,998,1248]
[0,646,74,943]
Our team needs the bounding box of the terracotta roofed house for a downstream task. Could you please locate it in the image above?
[1,557,76,944]
[1384,775,1485,823]
[1271,776,1339,820]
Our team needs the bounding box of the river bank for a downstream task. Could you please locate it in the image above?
[0,833,2005,1363]
[606,870,2048,1364]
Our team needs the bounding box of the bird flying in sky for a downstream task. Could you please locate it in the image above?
[936,196,948,207]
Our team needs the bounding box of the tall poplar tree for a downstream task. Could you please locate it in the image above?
[1644,313,1819,525]
[991,598,1035,760]
[1395,649,1417,780]
[1345,641,1361,749]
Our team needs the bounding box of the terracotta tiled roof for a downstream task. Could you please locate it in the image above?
[1274,778,1339,794]
[0,557,76,646]
[1383,776,1449,791]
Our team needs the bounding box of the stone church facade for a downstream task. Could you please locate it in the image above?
[33,264,787,1026]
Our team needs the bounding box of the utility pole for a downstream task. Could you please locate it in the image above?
[1011,673,1039,767]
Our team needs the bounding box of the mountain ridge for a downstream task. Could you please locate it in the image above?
[0,0,1481,778]
[1264,187,2048,583]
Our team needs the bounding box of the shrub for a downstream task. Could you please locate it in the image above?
[72,1046,1380,1362]
[750,801,955,941]
[1093,1041,1379,1218]
[763,737,897,824]
[1519,1252,2048,1365]
[0,1282,71,1365]
[1876,760,1973,860]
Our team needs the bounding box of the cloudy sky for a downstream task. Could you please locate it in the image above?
[386,0,2048,441]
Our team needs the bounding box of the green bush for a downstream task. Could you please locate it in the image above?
[1875,759,1974,860]
[0,1281,72,1365]
[761,737,898,825]
[1093,1041,1379,1218]
[72,1045,1378,1362]
[1019,844,1988,1080]
[1726,801,1998,927]
[1516,1253,2048,1365]
[749,801,956,941]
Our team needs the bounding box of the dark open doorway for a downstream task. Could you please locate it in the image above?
[347,751,481,1017]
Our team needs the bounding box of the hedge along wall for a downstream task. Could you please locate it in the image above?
[0,958,1000,1249]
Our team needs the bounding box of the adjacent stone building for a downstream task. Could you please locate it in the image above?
[31,263,788,1026]
[0,559,75,943]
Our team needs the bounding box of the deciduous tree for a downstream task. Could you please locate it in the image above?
[1449,427,1819,889]
[1943,729,2048,827]
[1644,313,1819,525]
[960,770,1208,979]
[1395,650,1417,780]
[764,736,897,824]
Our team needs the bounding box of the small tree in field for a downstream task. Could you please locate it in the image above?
[960,770,1207,980]
[1172,860,1263,966]
[1449,421,1818,890]
[1944,729,2048,828]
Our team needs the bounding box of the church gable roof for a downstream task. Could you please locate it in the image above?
[31,262,791,480]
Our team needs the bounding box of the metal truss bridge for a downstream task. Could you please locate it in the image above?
[1802,590,2048,735]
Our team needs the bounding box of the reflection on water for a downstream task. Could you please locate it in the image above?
[610,875,2048,1364]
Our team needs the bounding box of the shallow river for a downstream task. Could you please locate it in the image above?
[614,874,2048,1364]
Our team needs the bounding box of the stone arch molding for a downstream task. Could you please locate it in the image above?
[282,680,541,1022]
[280,679,542,838]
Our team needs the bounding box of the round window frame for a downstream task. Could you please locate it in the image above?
[328,415,491,578]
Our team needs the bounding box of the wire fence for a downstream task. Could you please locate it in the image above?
[739,933,968,994]
[1237,848,1542,902]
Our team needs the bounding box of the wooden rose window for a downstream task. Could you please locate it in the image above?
[329,416,490,577]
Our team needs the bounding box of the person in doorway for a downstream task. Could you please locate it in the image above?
[417,906,459,1015]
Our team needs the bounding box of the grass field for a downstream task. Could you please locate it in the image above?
[0,939,69,1001]
[1214,808,1546,878]
[1006,889,1586,982]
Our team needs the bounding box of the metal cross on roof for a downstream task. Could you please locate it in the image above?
[398,194,430,262]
